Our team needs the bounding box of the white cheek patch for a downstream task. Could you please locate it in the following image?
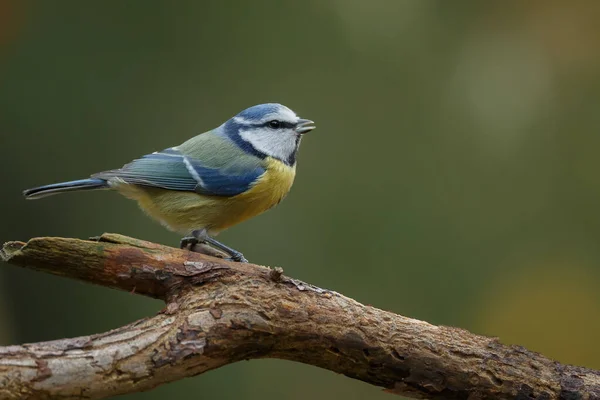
[240,128,298,162]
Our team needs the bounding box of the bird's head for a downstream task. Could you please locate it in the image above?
[223,103,315,165]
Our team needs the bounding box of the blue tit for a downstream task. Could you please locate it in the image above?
[23,103,316,262]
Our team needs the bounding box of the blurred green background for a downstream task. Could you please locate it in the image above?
[1,1,600,398]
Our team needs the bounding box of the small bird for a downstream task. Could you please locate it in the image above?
[23,103,316,262]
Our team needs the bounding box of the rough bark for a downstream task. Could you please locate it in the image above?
[0,234,598,400]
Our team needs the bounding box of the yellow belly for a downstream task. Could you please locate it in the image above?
[114,157,296,235]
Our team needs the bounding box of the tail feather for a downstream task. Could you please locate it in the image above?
[23,178,108,200]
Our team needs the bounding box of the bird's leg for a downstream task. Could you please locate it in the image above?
[204,237,249,263]
[181,229,248,263]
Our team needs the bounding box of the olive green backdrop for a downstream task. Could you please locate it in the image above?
[1,1,600,399]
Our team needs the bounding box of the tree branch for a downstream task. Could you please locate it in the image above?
[0,235,598,400]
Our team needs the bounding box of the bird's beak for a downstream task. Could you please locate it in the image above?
[295,118,316,134]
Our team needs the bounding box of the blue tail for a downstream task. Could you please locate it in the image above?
[23,178,108,199]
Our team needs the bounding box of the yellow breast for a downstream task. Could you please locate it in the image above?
[229,156,296,220]
[116,157,296,235]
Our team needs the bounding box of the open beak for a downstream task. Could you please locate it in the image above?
[295,118,316,134]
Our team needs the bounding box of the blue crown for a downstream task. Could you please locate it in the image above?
[236,103,284,121]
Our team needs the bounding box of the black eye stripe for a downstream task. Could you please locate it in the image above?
[249,121,296,129]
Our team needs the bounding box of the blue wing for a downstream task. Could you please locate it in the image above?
[93,148,265,197]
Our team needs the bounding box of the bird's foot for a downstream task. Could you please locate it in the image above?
[225,251,248,263]
[180,230,248,263]
[180,236,198,249]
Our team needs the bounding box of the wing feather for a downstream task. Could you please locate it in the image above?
[93,147,265,197]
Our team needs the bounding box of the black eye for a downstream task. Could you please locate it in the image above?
[268,120,281,129]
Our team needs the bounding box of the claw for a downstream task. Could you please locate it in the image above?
[229,253,248,263]
[180,236,198,249]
